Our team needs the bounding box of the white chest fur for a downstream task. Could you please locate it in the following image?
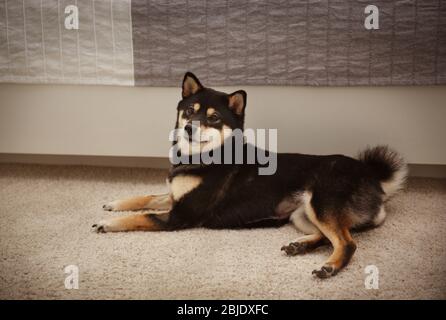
[169,175,202,201]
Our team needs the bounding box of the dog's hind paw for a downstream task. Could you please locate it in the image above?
[281,242,308,256]
[312,264,337,279]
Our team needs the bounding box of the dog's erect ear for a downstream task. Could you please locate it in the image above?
[228,90,247,116]
[182,72,203,98]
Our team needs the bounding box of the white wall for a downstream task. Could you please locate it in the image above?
[0,83,445,165]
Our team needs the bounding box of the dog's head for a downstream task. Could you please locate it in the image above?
[175,72,247,155]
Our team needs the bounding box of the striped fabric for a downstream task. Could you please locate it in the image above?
[0,0,134,85]
[0,0,445,87]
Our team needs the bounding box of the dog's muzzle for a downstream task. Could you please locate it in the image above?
[184,123,198,142]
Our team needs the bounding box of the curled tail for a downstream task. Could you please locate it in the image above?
[358,146,408,200]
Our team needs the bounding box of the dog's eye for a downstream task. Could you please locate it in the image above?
[184,106,195,117]
[207,113,220,124]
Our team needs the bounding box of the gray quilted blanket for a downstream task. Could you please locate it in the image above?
[0,0,445,86]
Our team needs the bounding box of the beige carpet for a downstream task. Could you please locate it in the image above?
[0,163,445,300]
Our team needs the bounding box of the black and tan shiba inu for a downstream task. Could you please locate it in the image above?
[93,72,408,278]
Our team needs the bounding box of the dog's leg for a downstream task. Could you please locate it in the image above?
[311,226,356,278]
[92,212,169,233]
[281,233,328,256]
[103,193,172,212]
[306,213,356,278]
[302,196,356,278]
[310,223,356,278]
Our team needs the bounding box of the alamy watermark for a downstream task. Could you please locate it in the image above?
[63,4,379,32]
[169,124,278,175]
[64,265,79,289]
[364,265,379,289]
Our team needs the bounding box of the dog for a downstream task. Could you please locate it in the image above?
[92,72,408,278]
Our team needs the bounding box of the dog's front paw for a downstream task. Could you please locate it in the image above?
[92,220,111,233]
[102,201,119,211]
[312,264,338,279]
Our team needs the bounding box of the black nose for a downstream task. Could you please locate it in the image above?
[185,123,192,137]
[184,123,196,138]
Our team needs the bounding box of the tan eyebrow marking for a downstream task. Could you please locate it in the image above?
[193,103,200,112]
[206,107,216,117]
